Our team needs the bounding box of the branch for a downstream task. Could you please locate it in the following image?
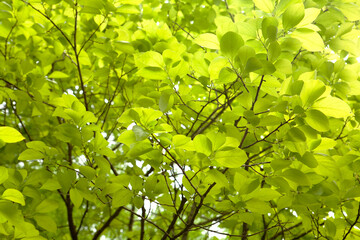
[269,222,302,240]
[10,101,32,141]
[122,207,170,237]
[92,207,123,240]
[243,117,294,149]
[172,182,217,239]
[161,197,187,240]
[65,193,78,240]
[343,202,360,239]
[21,1,74,48]
[76,200,89,234]
[140,203,146,240]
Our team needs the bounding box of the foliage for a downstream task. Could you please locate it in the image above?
[1,0,360,239]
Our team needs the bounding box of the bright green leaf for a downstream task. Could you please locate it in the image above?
[2,189,25,206]
[0,127,25,143]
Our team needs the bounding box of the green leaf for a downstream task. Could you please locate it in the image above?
[79,166,96,180]
[253,0,275,13]
[249,188,282,201]
[305,109,329,132]
[0,167,9,185]
[209,57,230,80]
[299,152,318,168]
[245,57,263,73]
[282,3,305,30]
[286,127,306,142]
[70,188,83,209]
[194,33,219,49]
[312,97,352,118]
[132,125,149,141]
[34,215,57,233]
[35,199,59,213]
[18,149,45,160]
[238,46,256,66]
[207,169,229,189]
[2,189,25,206]
[193,135,212,156]
[291,28,324,52]
[48,71,69,78]
[220,31,244,58]
[0,127,25,143]
[217,68,237,84]
[159,93,174,112]
[300,79,326,106]
[112,188,133,208]
[282,169,311,186]
[215,149,247,168]
[268,41,281,62]
[297,8,321,27]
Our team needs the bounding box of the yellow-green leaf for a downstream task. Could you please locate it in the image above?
[0,127,25,143]
[194,33,219,49]
[2,189,25,206]
[312,96,352,118]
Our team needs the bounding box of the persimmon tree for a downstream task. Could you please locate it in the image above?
[1,0,360,239]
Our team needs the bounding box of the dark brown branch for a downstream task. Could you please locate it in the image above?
[343,202,360,239]
[140,203,146,240]
[10,101,32,141]
[92,207,123,240]
[243,117,294,149]
[127,205,135,240]
[161,197,187,240]
[76,200,89,234]
[269,222,302,240]
[66,193,78,240]
[21,1,74,48]
[4,19,17,60]
[172,182,217,239]
[122,207,169,237]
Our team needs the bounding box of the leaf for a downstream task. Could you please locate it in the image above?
[2,189,25,206]
[194,33,219,49]
[215,149,247,168]
[282,3,305,30]
[209,57,230,80]
[299,152,318,168]
[207,169,229,189]
[305,109,329,132]
[282,169,311,186]
[193,135,212,156]
[70,188,83,209]
[35,199,59,213]
[300,79,326,106]
[112,188,133,208]
[297,8,321,27]
[253,0,275,13]
[159,93,174,112]
[220,31,244,58]
[291,28,324,52]
[245,57,263,73]
[34,215,57,233]
[132,125,149,141]
[134,51,164,68]
[48,71,69,78]
[217,68,237,84]
[312,97,352,118]
[249,188,282,201]
[286,128,306,142]
[79,166,96,180]
[0,127,25,143]
[18,149,45,160]
[0,167,9,185]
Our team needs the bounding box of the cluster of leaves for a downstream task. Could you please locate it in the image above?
[1,0,360,239]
